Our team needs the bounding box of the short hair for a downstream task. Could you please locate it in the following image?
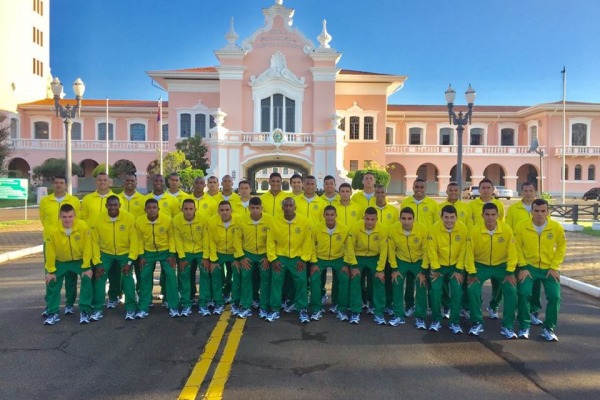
[96,172,108,178]
[53,175,66,182]
[521,181,535,190]
[60,204,75,214]
[414,178,426,185]
[375,184,386,191]
[182,198,195,207]
[482,203,498,213]
[106,195,120,203]
[249,196,262,206]
[153,174,164,181]
[194,176,205,183]
[339,182,352,191]
[282,196,295,205]
[168,173,180,179]
[324,175,335,183]
[207,175,218,182]
[145,198,159,207]
[364,207,377,216]
[440,204,457,216]
[238,180,251,188]
[125,173,137,180]
[363,172,375,179]
[218,200,231,209]
[324,205,336,214]
[479,178,494,187]
[532,198,549,208]
[269,172,282,180]
[305,175,317,182]
[290,173,303,182]
[447,182,459,188]
[400,207,414,217]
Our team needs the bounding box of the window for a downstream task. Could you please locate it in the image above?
[261,168,267,175]
[283,167,289,174]
[439,127,454,145]
[588,165,595,181]
[416,165,427,180]
[349,160,359,171]
[409,127,423,145]
[529,125,538,144]
[130,123,145,141]
[180,113,191,138]
[260,94,295,132]
[162,124,169,141]
[195,114,206,138]
[32,58,43,77]
[562,165,569,181]
[572,123,587,146]
[349,116,360,140]
[470,128,484,145]
[261,181,269,191]
[34,121,49,139]
[364,117,374,140]
[10,118,18,139]
[385,127,394,145]
[574,164,582,181]
[501,128,514,146]
[273,167,279,173]
[98,122,114,141]
[71,122,82,140]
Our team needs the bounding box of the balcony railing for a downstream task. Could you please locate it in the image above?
[385,145,544,155]
[229,132,313,145]
[554,146,600,156]
[8,139,168,152]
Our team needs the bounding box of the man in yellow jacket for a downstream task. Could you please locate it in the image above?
[333,183,364,228]
[388,207,429,328]
[205,200,240,316]
[465,203,518,338]
[43,204,93,325]
[261,172,288,220]
[89,195,139,321]
[266,197,313,323]
[39,175,81,317]
[345,207,389,325]
[118,173,146,218]
[514,199,566,342]
[173,198,207,317]
[427,205,468,334]
[233,197,272,319]
[310,206,349,321]
[146,174,180,218]
[351,172,377,209]
[135,198,178,319]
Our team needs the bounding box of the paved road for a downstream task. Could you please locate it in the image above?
[1,255,599,400]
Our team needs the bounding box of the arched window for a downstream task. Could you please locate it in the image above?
[261,181,269,191]
[98,122,114,141]
[562,165,569,181]
[470,127,484,145]
[529,125,538,144]
[261,94,295,132]
[574,164,582,181]
[572,123,587,146]
[501,128,514,146]
[409,127,423,145]
[34,121,49,139]
[349,116,360,140]
[364,117,374,140]
[588,165,595,181]
[10,118,18,139]
[71,122,82,140]
[130,123,146,141]
[386,127,394,145]
[162,124,169,141]
[180,113,191,138]
[439,127,454,145]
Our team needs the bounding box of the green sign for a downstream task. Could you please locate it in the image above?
[0,178,28,200]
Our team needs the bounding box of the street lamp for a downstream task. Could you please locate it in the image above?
[528,138,544,193]
[51,76,85,194]
[445,83,476,193]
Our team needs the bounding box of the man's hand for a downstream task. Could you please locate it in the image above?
[310,265,319,276]
[45,273,56,285]
[453,272,464,284]
[391,270,401,284]
[240,258,251,270]
[261,258,270,271]
[167,256,176,269]
[139,258,147,271]
[296,260,306,272]
[504,274,517,287]
[467,276,479,286]
[210,263,219,273]
[82,269,93,279]
[341,266,350,276]
[430,271,441,281]
[233,260,241,273]
[202,259,210,272]
[94,266,105,279]
[178,259,188,272]
[417,272,428,287]
[375,271,385,282]
[547,269,561,283]
[123,261,133,275]
[518,269,532,283]
[272,260,282,274]
[350,267,361,279]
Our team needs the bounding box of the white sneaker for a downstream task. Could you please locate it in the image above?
[90,311,103,321]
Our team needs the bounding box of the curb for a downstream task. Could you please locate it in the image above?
[561,275,600,298]
[0,245,43,264]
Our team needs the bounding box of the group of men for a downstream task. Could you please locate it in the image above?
[39,171,566,342]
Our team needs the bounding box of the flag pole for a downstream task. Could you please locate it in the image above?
[158,97,163,176]
[106,97,109,174]
[561,67,566,204]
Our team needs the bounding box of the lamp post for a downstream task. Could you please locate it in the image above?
[445,84,476,193]
[529,138,544,194]
[51,77,85,194]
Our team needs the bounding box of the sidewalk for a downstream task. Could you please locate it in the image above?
[0,215,598,296]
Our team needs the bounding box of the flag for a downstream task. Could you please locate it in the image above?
[157,98,162,123]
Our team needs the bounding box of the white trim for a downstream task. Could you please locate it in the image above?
[338,103,380,142]
[406,122,427,145]
[497,122,519,146]
[569,117,592,147]
[176,110,217,140]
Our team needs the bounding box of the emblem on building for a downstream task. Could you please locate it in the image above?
[270,128,286,147]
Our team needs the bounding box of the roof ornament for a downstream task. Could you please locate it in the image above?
[275,0,283,5]
[225,17,239,46]
[317,19,332,49]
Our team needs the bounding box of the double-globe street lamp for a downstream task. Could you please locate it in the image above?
[445,84,476,194]
[51,77,85,194]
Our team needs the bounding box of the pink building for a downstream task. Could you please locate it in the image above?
[5,1,600,196]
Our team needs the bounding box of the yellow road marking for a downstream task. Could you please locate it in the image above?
[178,311,231,400]
[203,317,247,400]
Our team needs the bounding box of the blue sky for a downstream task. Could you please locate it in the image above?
[50,0,600,106]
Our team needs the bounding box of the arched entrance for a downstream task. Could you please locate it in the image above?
[79,159,99,178]
[386,162,406,195]
[483,163,506,186]
[416,162,439,195]
[7,158,31,178]
[517,163,539,192]
[246,160,310,193]
[450,164,473,186]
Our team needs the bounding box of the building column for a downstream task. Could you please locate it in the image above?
[503,175,519,193]
[437,175,451,197]
[405,174,418,196]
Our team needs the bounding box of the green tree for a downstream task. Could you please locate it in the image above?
[32,158,83,182]
[148,150,192,176]
[92,163,115,178]
[175,136,209,172]
[179,168,204,192]
[0,115,12,174]
[112,159,137,179]
[351,169,391,190]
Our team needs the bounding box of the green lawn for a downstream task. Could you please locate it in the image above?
[574,221,600,237]
[0,220,41,228]
[0,199,37,208]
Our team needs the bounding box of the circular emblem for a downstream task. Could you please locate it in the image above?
[413,238,420,244]
[159,227,166,233]
[498,237,505,243]
[74,235,81,241]
[203,203,208,209]
[547,233,554,240]
[295,227,301,234]
[455,235,461,241]
[336,234,341,241]
[423,206,429,212]
[351,211,356,217]
[196,226,202,232]
[119,225,126,231]
[373,235,380,241]
[271,128,287,148]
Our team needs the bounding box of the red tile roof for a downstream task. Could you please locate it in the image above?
[387,104,528,112]
[20,99,167,107]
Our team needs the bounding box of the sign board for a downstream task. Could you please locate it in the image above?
[0,178,28,200]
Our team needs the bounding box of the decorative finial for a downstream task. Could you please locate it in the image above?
[318,19,332,49]
[225,17,239,46]
[275,0,283,5]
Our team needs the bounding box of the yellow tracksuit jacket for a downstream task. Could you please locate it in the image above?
[514,219,566,271]
[205,214,239,262]
[376,203,399,227]
[118,191,147,218]
[135,214,176,254]
[172,212,207,259]
[345,221,389,272]
[167,190,190,212]
[505,201,532,230]
[295,195,327,225]
[311,222,349,263]
[188,193,217,219]
[333,200,364,227]
[261,190,289,219]
[39,193,81,228]
[401,196,440,228]
[465,221,518,275]
[214,192,243,211]
[350,190,377,210]
[233,213,273,258]
[266,214,313,263]
[388,221,429,268]
[90,211,138,264]
[470,197,505,226]
[439,200,473,229]
[427,220,468,271]
[320,192,341,205]
[80,190,114,221]
[145,192,180,218]
[44,219,92,273]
